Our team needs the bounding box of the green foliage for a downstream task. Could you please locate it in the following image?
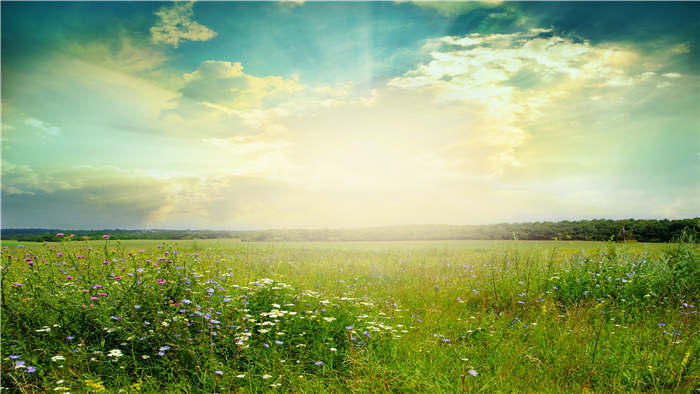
[1,239,697,392]
[3,218,699,242]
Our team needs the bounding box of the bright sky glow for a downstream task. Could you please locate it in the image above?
[2,1,698,229]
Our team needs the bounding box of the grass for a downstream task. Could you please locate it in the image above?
[1,237,697,392]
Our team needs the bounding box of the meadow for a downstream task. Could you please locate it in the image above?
[1,237,697,392]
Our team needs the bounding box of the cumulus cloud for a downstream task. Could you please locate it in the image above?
[386,29,675,173]
[150,2,217,48]
[389,29,644,114]
[4,19,695,228]
[175,60,304,114]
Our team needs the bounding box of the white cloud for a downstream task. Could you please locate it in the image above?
[24,117,61,136]
[278,0,305,6]
[5,24,695,228]
[175,60,304,114]
[150,2,217,48]
[64,36,168,75]
[387,29,664,173]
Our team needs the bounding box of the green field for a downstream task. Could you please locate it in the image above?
[1,238,697,392]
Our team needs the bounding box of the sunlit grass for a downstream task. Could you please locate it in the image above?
[1,237,697,392]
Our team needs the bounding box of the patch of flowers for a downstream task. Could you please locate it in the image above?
[0,240,408,391]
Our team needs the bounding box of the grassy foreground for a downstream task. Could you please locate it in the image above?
[1,238,697,392]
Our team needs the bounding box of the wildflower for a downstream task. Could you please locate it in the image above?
[107,349,123,358]
[51,355,65,362]
[14,360,25,368]
[103,235,110,239]
[134,305,141,309]
[315,361,324,366]
[236,374,246,378]
[275,340,284,345]
[56,233,64,236]
[468,369,478,377]
[215,370,223,376]
[8,355,21,359]
[25,366,36,373]
[262,374,272,379]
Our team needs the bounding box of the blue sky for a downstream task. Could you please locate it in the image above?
[2,2,698,229]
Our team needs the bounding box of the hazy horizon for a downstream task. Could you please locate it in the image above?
[2,217,698,234]
[2,2,698,229]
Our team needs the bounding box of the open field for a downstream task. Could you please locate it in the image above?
[1,238,697,392]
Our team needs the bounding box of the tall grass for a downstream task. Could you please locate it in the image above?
[1,237,697,392]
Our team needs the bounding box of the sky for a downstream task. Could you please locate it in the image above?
[1,1,698,230]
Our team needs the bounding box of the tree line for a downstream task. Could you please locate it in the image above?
[1,218,698,243]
